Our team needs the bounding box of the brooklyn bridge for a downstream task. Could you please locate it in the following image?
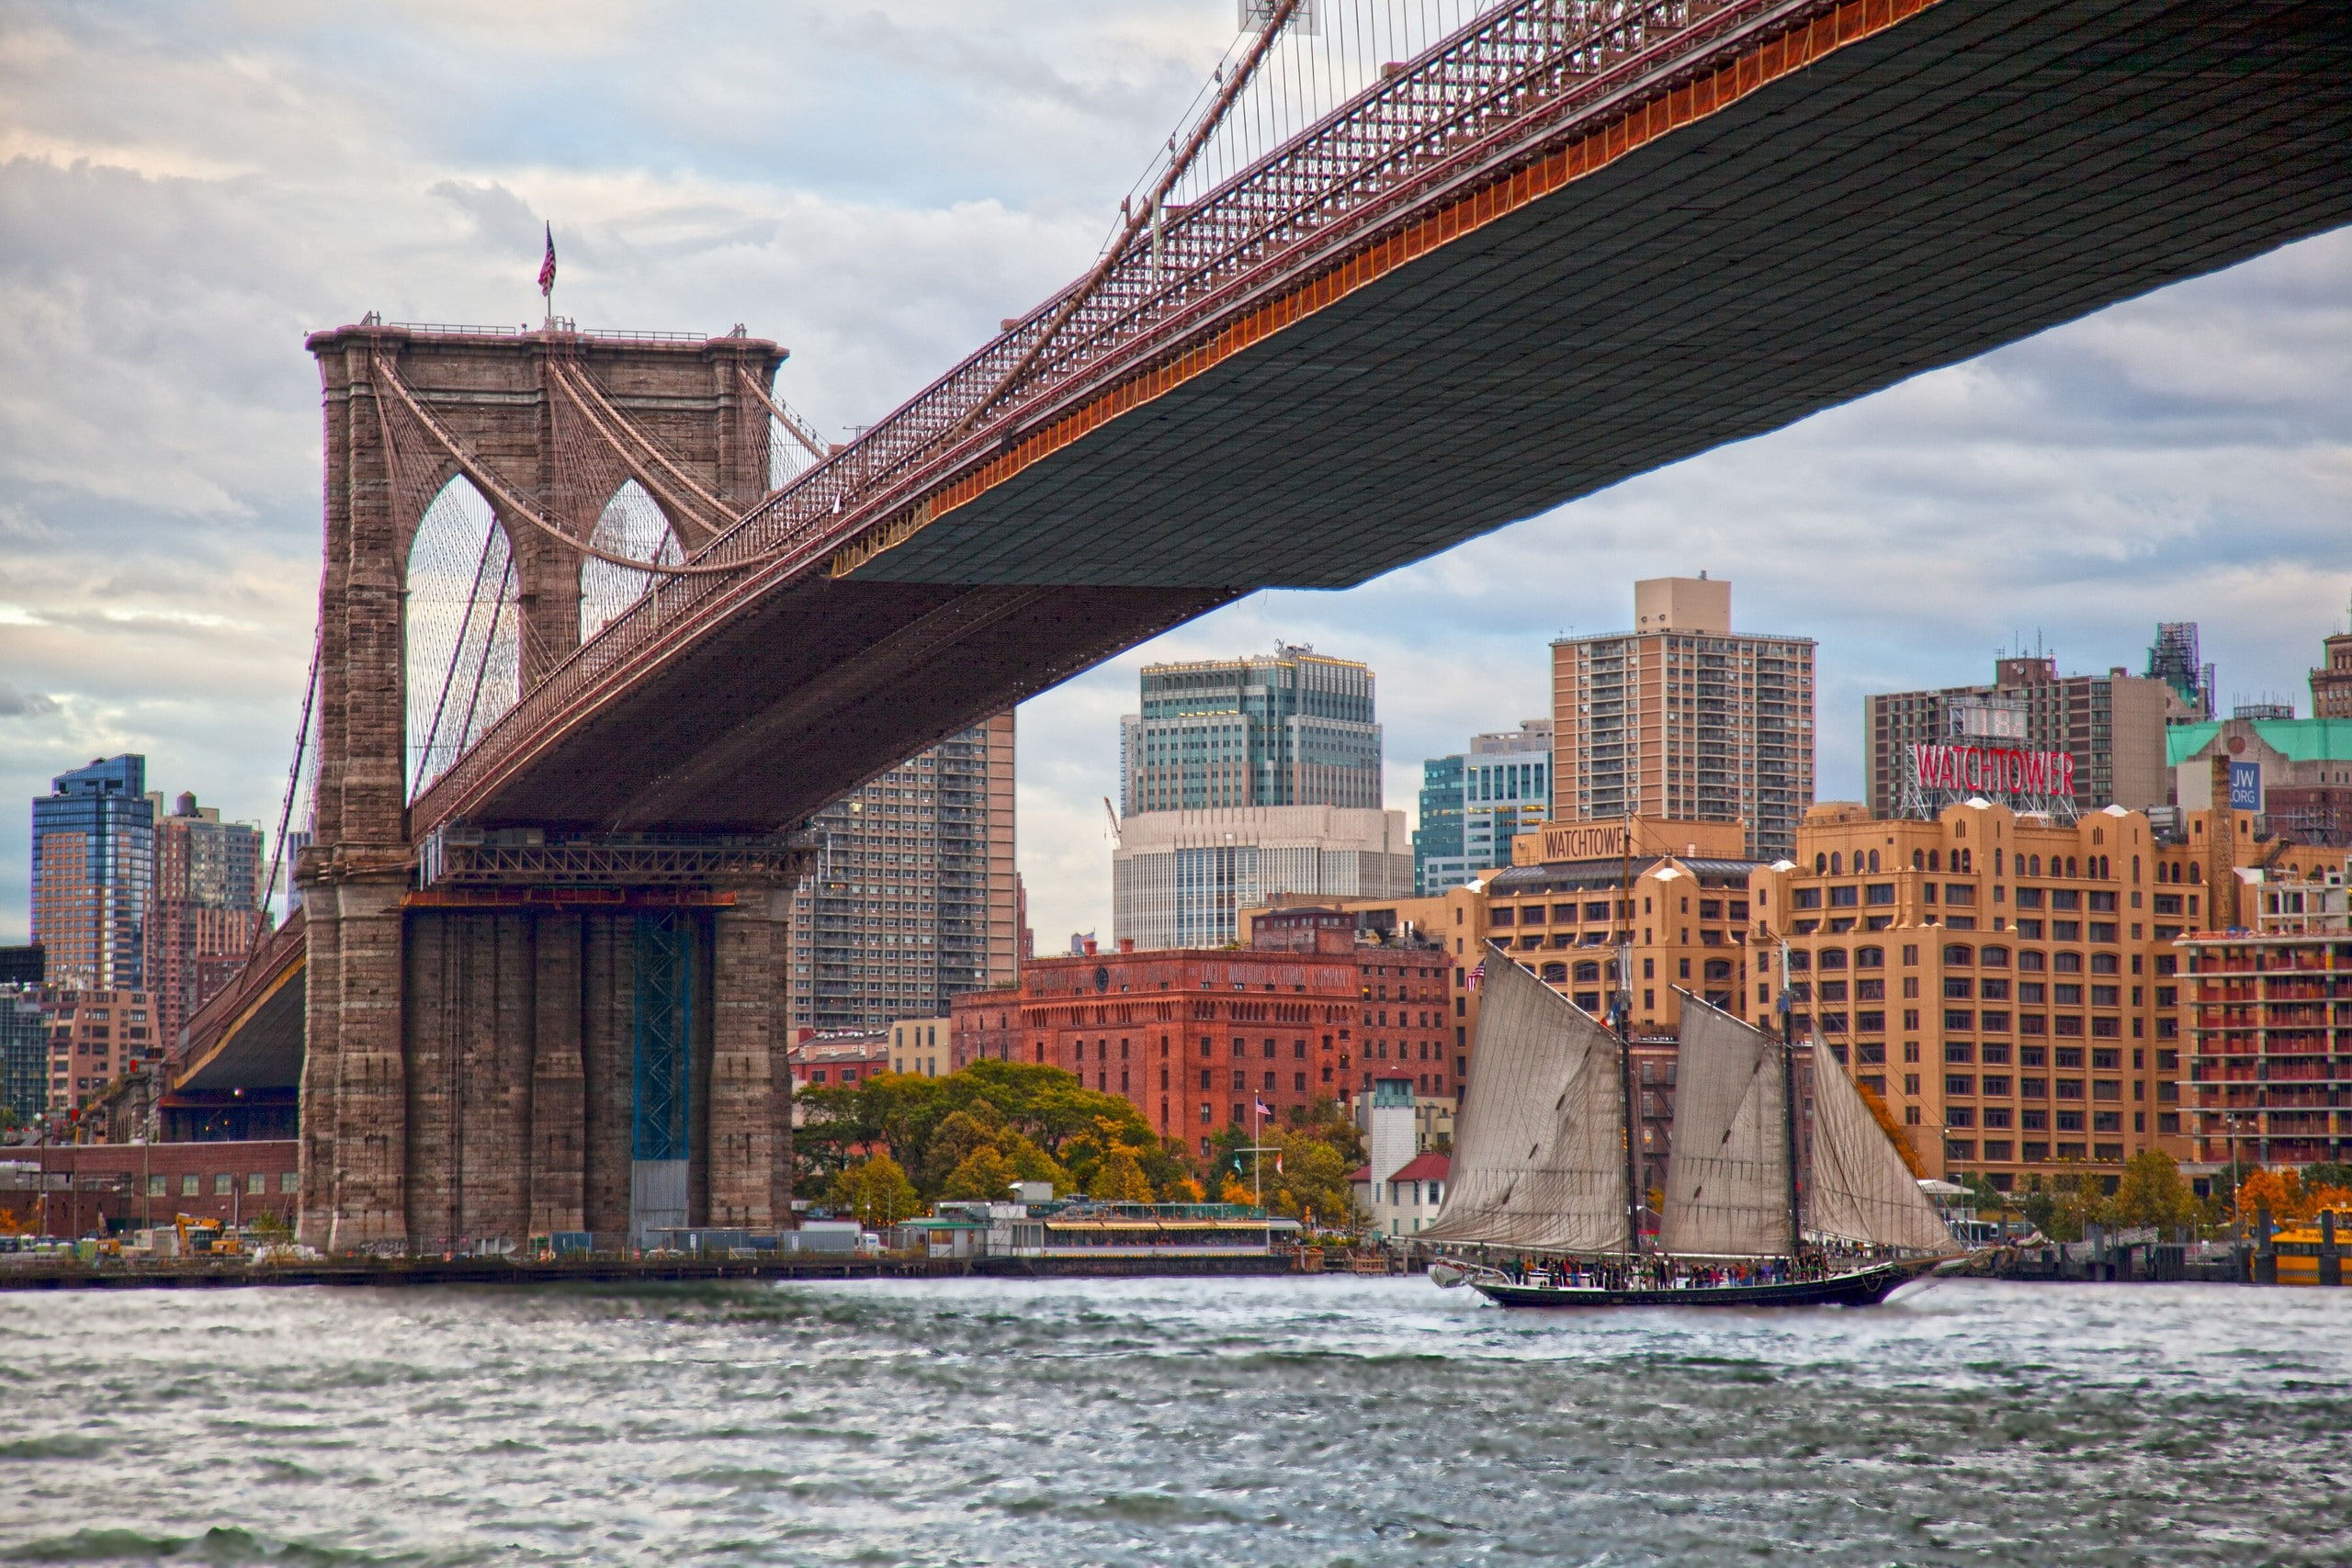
[169,0,2351,1252]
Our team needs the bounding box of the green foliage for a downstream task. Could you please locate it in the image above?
[826,1155,922,1229]
[795,1061,1135,1198]
[939,1145,1022,1202]
[2112,1151,2196,1233]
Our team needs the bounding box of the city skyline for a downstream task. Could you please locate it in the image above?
[2,5,2347,953]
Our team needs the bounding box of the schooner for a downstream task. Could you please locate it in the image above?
[1425,944,1959,1308]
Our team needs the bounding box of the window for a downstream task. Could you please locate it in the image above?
[1944,1010,1974,1032]
[1943,944,1973,966]
[1943,977,1973,999]
[1830,886,1860,908]
[1792,887,1823,909]
[1982,1078,2011,1100]
[1866,884,1895,906]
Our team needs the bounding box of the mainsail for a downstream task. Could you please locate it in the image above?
[1420,948,1630,1253]
[1805,1034,1959,1253]
[1658,999,1793,1258]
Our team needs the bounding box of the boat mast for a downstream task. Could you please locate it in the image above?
[1776,938,1803,1259]
[1612,812,1643,1258]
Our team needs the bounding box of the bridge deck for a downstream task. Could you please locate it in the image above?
[422,0,2349,834]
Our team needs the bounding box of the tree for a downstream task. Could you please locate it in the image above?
[2234,1168,2302,1225]
[1161,1175,1206,1203]
[826,1155,922,1229]
[940,1145,1021,1202]
[1090,1145,1156,1203]
[915,1106,1007,1195]
[2112,1151,2195,1233]
[1217,1176,1254,1206]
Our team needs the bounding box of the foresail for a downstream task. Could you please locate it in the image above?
[1658,1000,1793,1258]
[1421,949,1629,1253]
[1806,1036,1959,1253]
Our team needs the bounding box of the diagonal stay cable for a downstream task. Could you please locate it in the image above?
[545,355,734,535]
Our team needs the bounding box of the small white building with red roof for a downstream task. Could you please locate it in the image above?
[1351,1149,1451,1238]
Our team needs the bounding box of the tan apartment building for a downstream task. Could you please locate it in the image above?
[1551,576,1815,861]
[1750,799,2339,1190]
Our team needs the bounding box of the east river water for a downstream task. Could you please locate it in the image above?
[3,1276,2347,1565]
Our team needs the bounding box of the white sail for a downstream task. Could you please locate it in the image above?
[1658,998,1793,1258]
[1420,947,1630,1253]
[1805,1035,1959,1253]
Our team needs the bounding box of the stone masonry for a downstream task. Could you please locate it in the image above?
[298,323,799,1252]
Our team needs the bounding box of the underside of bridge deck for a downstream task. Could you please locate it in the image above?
[447,0,2350,835]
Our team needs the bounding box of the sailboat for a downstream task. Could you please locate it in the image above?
[1424,944,1960,1308]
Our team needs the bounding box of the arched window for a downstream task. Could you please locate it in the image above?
[2190,862,2201,882]
[405,476,516,797]
[1830,852,1844,875]
[1573,961,1601,985]
[1815,853,1828,874]
[1979,945,2010,968]
[1868,850,1881,873]
[1929,850,1942,872]
[2066,856,2078,878]
[1818,949,1849,971]
[1855,946,1885,968]
[1541,963,1566,983]
[1913,850,1926,871]
[1943,943,1973,966]
[580,480,684,641]
[2132,855,2142,884]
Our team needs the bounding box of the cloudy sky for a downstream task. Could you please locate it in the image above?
[2,2,2347,949]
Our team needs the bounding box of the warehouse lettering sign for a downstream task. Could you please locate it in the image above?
[1908,742,2076,799]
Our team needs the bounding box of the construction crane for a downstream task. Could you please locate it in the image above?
[1102,796,1123,842]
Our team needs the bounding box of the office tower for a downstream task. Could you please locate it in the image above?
[30,756,155,991]
[1120,646,1381,813]
[787,715,1018,1033]
[1413,720,1553,895]
[148,792,266,1050]
[1551,577,1815,862]
[1868,654,2189,819]
[1114,649,1404,948]
[1112,804,1414,950]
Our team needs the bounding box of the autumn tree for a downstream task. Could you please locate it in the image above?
[826,1154,922,1229]
[940,1145,1022,1203]
[1090,1145,1157,1203]
[2112,1151,2195,1233]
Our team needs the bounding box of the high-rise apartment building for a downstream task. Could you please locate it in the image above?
[148,791,265,1050]
[1867,652,2188,820]
[31,756,155,991]
[1551,577,1815,861]
[1120,648,1381,813]
[788,715,1018,1034]
[1412,721,1552,895]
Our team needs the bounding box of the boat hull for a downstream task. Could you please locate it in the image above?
[1469,1259,1929,1309]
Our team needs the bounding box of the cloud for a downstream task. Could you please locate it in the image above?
[0,3,2345,953]
[0,681,60,719]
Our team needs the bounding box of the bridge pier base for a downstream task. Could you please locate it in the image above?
[295,835,809,1255]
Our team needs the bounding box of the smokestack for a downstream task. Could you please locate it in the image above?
[2210,752,2238,932]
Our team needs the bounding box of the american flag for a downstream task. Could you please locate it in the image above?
[537,223,557,298]
[1253,1095,1272,1120]
[1467,960,1487,989]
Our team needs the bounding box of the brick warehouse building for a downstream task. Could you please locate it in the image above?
[952,914,1454,1157]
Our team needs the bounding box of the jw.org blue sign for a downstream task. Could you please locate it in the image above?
[2229,761,2262,811]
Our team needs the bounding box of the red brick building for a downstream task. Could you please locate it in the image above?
[0,1138,298,1236]
[952,910,1454,1157]
[786,1031,891,1091]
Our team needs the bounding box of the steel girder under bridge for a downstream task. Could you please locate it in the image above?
[399,0,2350,840]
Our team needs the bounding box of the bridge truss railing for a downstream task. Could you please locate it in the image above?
[413,0,1818,830]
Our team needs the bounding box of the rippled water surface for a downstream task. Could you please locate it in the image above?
[4,1276,2349,1565]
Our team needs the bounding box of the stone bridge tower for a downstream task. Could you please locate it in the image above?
[299,322,805,1253]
